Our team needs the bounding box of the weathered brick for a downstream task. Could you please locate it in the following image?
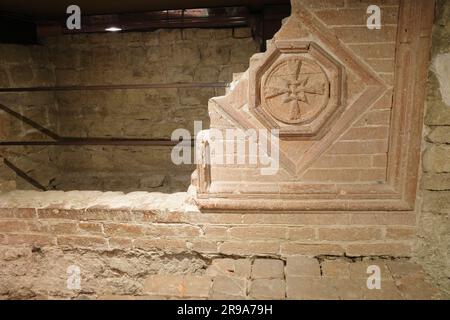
[0,208,36,219]
[301,168,382,182]
[313,154,373,168]
[189,240,218,253]
[203,225,229,239]
[334,26,397,44]
[286,256,321,277]
[385,261,426,279]
[251,259,284,279]
[286,276,339,300]
[109,237,133,250]
[249,279,285,300]
[103,223,145,237]
[185,213,242,225]
[38,208,120,221]
[346,243,412,257]
[206,258,252,278]
[287,227,316,241]
[379,73,394,85]
[349,213,415,226]
[229,226,286,240]
[281,243,345,256]
[354,110,392,126]
[328,140,388,154]
[318,227,383,241]
[321,260,351,278]
[57,235,107,249]
[348,43,396,59]
[219,241,280,256]
[147,224,201,238]
[361,281,403,300]
[78,222,103,235]
[366,59,396,73]
[330,278,364,299]
[6,233,55,246]
[315,7,398,26]
[372,154,388,167]
[134,238,188,253]
[48,221,78,234]
[87,209,133,222]
[349,261,393,281]
[242,213,351,225]
[0,220,29,233]
[144,274,212,298]
[402,271,439,300]
[341,126,389,140]
[211,275,246,298]
[385,227,415,240]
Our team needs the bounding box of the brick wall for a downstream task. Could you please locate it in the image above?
[303,0,398,183]
[0,191,445,299]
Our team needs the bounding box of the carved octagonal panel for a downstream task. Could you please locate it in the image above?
[250,41,345,139]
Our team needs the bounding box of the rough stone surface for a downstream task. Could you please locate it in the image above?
[251,259,284,279]
[0,28,259,192]
[0,190,445,299]
[0,44,58,190]
[416,0,450,297]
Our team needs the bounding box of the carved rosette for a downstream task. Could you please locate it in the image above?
[250,41,345,139]
[262,57,330,125]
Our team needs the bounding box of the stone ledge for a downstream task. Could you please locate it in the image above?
[0,190,198,213]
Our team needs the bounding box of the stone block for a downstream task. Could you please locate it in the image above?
[206,258,251,278]
[286,276,338,300]
[211,275,247,298]
[251,259,284,279]
[249,279,285,299]
[144,274,212,298]
[286,256,320,277]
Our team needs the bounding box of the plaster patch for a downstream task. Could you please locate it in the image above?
[431,53,450,107]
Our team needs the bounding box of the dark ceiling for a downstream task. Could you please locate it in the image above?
[0,0,290,19]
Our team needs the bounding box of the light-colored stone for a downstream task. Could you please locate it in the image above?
[321,260,350,278]
[143,275,212,298]
[249,279,286,299]
[251,259,284,279]
[286,276,338,300]
[211,276,246,298]
[286,256,320,277]
[206,259,251,278]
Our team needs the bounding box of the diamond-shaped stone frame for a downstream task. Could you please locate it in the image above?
[195,0,435,212]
